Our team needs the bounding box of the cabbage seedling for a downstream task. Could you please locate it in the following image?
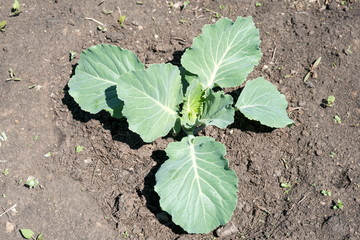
[68,16,293,233]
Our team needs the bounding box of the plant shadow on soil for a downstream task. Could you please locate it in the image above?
[63,64,148,149]
[141,150,187,234]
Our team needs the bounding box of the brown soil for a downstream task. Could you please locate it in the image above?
[1,0,359,239]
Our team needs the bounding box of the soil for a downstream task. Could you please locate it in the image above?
[1,0,359,239]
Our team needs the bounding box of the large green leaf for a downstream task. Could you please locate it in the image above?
[199,90,235,128]
[68,45,144,118]
[155,136,238,233]
[181,16,261,89]
[116,63,182,142]
[235,77,293,128]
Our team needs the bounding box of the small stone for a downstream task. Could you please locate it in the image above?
[243,203,252,213]
[301,130,309,137]
[133,225,143,234]
[154,34,159,39]
[315,149,323,156]
[305,81,315,88]
[105,32,125,42]
[138,26,143,30]
[215,222,238,237]
[84,158,92,164]
[6,222,15,233]
[298,101,306,107]
[132,21,139,26]
[138,206,148,217]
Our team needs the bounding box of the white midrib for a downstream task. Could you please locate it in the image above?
[206,47,229,88]
[150,96,177,115]
[189,142,206,219]
[137,89,177,116]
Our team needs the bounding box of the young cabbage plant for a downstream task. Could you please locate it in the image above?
[68,16,293,234]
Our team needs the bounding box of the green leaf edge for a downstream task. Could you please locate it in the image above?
[235,77,294,128]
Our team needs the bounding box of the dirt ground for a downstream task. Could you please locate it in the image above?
[1,0,359,239]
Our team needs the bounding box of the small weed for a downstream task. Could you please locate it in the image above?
[320,190,331,196]
[69,51,77,61]
[101,9,113,15]
[280,182,292,194]
[10,0,22,16]
[19,229,44,240]
[43,152,52,158]
[304,57,321,82]
[280,182,291,188]
[183,0,190,9]
[97,25,107,32]
[25,176,39,189]
[28,84,42,90]
[213,12,221,18]
[332,200,344,209]
[321,95,335,108]
[219,5,225,10]
[204,8,222,18]
[255,2,262,7]
[340,1,347,5]
[6,68,22,81]
[0,20,7,32]
[75,145,84,153]
[179,19,187,24]
[122,231,129,238]
[334,115,341,124]
[329,152,337,158]
[0,132,7,147]
[136,1,143,5]
[33,135,39,141]
[345,45,353,55]
[118,15,126,27]
[2,168,10,176]
[326,95,335,107]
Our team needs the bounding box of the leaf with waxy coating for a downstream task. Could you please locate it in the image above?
[181,16,261,89]
[116,63,183,142]
[68,45,144,118]
[235,77,293,128]
[155,136,238,233]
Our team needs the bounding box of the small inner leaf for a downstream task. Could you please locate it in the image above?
[199,90,235,128]
[180,80,204,128]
